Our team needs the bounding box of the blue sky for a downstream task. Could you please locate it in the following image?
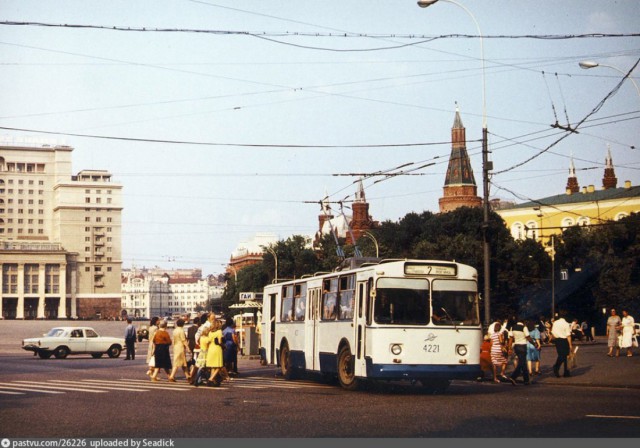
[1,0,638,275]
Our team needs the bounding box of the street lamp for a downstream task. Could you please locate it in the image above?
[362,231,379,258]
[579,60,640,98]
[418,0,492,324]
[265,246,278,283]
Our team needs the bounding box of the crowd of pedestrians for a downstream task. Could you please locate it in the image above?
[127,312,241,387]
[481,308,637,386]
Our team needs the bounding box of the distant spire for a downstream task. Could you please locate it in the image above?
[605,145,613,168]
[566,155,579,194]
[602,144,618,189]
[569,156,576,177]
[453,102,464,129]
[439,107,481,212]
[354,177,366,203]
[321,189,332,214]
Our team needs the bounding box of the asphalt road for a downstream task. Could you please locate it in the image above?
[1,321,639,439]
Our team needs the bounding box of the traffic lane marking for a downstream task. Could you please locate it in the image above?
[586,415,640,420]
[47,380,149,392]
[11,381,106,393]
[0,389,26,395]
[0,384,65,394]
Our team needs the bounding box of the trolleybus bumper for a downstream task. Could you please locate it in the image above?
[366,360,480,381]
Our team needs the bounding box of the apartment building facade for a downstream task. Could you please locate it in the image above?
[121,267,221,319]
[0,144,123,319]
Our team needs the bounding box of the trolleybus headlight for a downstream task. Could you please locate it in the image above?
[390,344,402,355]
[456,344,468,356]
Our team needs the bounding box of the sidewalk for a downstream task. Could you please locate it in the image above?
[524,338,640,389]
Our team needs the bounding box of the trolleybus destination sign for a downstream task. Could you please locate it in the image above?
[404,263,457,276]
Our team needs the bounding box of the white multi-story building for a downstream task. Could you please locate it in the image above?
[121,267,218,319]
[0,144,123,319]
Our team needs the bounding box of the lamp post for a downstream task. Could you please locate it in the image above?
[265,247,278,283]
[418,0,492,324]
[579,60,640,98]
[363,231,380,258]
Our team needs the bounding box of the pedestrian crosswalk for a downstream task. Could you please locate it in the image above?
[0,376,334,397]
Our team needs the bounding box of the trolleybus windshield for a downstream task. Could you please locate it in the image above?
[431,279,479,326]
[373,278,429,325]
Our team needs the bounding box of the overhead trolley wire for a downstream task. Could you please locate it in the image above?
[494,57,640,175]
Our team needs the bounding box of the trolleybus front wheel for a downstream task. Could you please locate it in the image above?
[279,342,298,380]
[337,345,360,391]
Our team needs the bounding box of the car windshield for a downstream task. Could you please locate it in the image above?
[46,328,66,337]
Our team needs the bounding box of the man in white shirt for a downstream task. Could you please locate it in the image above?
[551,310,573,378]
[509,319,534,385]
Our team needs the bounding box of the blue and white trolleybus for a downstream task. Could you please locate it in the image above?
[259,258,482,391]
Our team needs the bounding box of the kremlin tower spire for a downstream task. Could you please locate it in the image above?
[350,178,376,240]
[438,105,482,212]
[566,156,579,194]
[602,146,618,190]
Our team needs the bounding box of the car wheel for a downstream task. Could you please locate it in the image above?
[91,353,103,359]
[38,351,53,359]
[107,345,122,358]
[54,346,70,359]
[337,345,360,391]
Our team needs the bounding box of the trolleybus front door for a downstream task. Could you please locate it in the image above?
[354,280,368,377]
[304,287,320,371]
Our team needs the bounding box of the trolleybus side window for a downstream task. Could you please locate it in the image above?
[374,278,429,325]
[281,285,294,322]
[322,278,338,320]
[294,283,307,321]
[431,279,479,326]
[338,275,355,320]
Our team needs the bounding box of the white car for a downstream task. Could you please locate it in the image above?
[22,327,126,359]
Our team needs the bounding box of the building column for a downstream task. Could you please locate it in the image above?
[16,263,25,319]
[69,265,77,319]
[0,263,4,318]
[58,263,67,319]
[37,264,46,319]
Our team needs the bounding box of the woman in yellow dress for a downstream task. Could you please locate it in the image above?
[169,318,190,382]
[207,320,229,384]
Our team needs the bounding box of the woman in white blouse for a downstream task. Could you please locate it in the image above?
[620,309,635,357]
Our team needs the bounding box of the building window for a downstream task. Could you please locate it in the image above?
[24,264,39,294]
[525,221,538,240]
[561,218,575,229]
[577,217,590,227]
[45,265,60,294]
[2,264,18,294]
[511,222,524,240]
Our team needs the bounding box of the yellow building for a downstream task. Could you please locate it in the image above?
[0,145,123,319]
[496,152,640,245]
